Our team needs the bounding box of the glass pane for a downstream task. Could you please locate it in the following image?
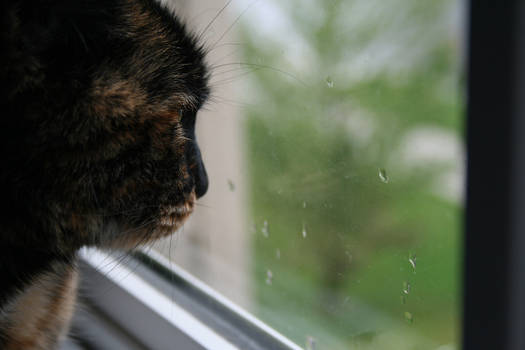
[154,0,465,349]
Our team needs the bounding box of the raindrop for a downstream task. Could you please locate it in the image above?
[345,251,353,263]
[306,336,316,350]
[276,248,281,260]
[378,168,389,183]
[227,179,235,192]
[343,296,350,305]
[325,76,334,88]
[403,281,411,295]
[409,253,417,273]
[266,270,273,285]
[261,220,269,238]
[404,311,414,324]
[302,200,307,209]
[302,223,307,238]
[401,295,407,305]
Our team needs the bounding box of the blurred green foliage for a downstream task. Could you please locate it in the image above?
[239,0,463,348]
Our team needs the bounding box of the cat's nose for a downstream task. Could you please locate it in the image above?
[194,162,208,198]
[190,143,208,198]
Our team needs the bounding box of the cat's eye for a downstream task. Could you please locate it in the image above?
[74,1,524,349]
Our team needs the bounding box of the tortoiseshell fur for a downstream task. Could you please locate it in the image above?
[0,0,210,348]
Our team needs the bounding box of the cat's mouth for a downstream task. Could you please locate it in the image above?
[158,200,194,228]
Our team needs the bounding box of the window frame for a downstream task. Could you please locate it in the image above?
[464,1,525,350]
[69,249,303,350]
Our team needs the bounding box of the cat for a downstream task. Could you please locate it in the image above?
[0,0,210,348]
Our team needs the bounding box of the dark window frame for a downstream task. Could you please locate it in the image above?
[464,1,525,350]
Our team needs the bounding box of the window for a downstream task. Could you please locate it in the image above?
[153,0,464,348]
[66,0,525,349]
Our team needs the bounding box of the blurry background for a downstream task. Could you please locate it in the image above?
[154,0,465,349]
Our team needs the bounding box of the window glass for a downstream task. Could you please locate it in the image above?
[154,0,465,349]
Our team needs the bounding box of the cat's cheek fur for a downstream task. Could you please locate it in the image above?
[0,262,78,350]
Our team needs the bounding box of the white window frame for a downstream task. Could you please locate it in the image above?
[65,248,302,350]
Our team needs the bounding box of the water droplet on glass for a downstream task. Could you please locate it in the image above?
[302,223,307,238]
[302,200,307,209]
[401,295,407,305]
[266,270,273,285]
[403,281,411,295]
[325,76,334,88]
[227,179,235,192]
[306,336,316,350]
[261,220,269,238]
[343,296,350,305]
[404,311,414,324]
[276,248,281,260]
[345,251,353,263]
[409,253,417,273]
[378,168,389,183]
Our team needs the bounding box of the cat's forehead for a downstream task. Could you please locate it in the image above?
[119,0,210,106]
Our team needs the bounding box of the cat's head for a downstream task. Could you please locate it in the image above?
[1,0,210,252]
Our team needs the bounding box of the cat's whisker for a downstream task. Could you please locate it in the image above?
[202,96,253,109]
[168,229,175,306]
[210,69,260,87]
[197,0,234,43]
[70,21,89,53]
[209,0,259,52]
[209,66,256,78]
[193,202,213,209]
[206,41,246,53]
[95,217,160,279]
[211,62,307,86]
[208,49,245,68]
[179,135,192,142]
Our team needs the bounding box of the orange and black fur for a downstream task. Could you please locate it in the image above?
[1,0,210,348]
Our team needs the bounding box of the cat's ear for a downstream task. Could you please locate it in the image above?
[44,1,118,62]
[0,2,55,97]
[1,0,120,99]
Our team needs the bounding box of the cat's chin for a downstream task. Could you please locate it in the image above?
[100,192,196,250]
[156,201,194,233]
[159,201,194,226]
